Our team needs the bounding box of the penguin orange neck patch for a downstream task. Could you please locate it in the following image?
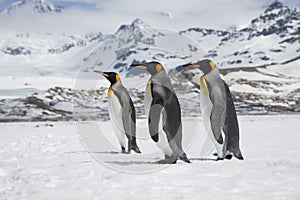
[200,76,209,96]
[108,86,113,95]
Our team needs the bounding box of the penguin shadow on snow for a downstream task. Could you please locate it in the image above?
[64,151,134,155]
[89,151,128,155]
[189,157,216,162]
[105,160,154,165]
[105,158,193,166]
[189,155,234,162]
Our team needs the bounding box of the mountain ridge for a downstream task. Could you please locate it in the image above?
[1,0,63,15]
[0,0,299,73]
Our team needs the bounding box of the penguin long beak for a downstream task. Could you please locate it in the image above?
[130,64,147,69]
[94,70,109,77]
[182,63,200,68]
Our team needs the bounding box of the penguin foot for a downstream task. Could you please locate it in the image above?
[179,153,191,163]
[121,147,128,154]
[213,153,231,160]
[157,158,177,164]
[132,146,141,154]
[225,154,233,160]
[121,150,128,154]
[216,157,224,161]
[214,154,239,160]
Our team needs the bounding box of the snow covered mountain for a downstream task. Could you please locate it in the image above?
[2,0,63,15]
[1,1,299,74]
[175,1,300,68]
[80,1,300,75]
[213,0,300,67]
[0,32,104,77]
[81,18,203,76]
[0,0,299,121]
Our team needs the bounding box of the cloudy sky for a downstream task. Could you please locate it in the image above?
[0,0,299,33]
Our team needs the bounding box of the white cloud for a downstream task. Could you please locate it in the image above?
[0,0,299,34]
[63,0,277,32]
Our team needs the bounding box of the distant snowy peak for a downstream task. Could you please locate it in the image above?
[81,18,168,72]
[110,18,162,50]
[115,18,162,39]
[244,0,300,40]
[116,18,150,33]
[178,1,300,68]
[2,0,63,15]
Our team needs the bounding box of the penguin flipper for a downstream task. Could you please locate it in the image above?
[209,103,224,144]
[120,100,135,137]
[148,100,164,143]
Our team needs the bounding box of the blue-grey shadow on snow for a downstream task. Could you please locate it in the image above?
[63,151,122,154]
[89,151,123,154]
[105,161,155,165]
[189,157,216,161]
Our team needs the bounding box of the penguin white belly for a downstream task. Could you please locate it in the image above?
[200,77,224,158]
[200,89,214,140]
[108,90,128,149]
[155,110,173,157]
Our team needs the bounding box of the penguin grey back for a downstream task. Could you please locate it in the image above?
[222,80,244,160]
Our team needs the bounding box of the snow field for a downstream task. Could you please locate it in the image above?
[0,115,299,199]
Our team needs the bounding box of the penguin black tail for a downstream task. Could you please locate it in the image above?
[233,150,244,160]
[131,139,141,153]
[179,152,191,163]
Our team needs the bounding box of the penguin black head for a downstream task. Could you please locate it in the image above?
[94,71,120,85]
[182,59,216,75]
[130,61,164,76]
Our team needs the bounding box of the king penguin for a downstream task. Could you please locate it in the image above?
[131,62,190,164]
[94,71,141,154]
[182,59,244,160]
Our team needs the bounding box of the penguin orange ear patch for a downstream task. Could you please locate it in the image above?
[156,64,163,72]
[116,74,120,81]
[210,61,216,69]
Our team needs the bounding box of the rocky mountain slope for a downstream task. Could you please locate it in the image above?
[0,0,299,121]
[1,0,63,15]
[82,1,300,73]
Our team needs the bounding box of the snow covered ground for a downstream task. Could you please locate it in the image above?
[1,115,299,199]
